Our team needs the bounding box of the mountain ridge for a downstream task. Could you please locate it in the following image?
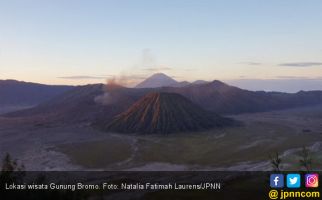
[4,79,322,124]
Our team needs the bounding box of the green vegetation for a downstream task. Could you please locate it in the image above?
[0,153,89,200]
[268,147,316,172]
[0,153,25,189]
[1,153,25,171]
[269,152,282,172]
[299,147,313,172]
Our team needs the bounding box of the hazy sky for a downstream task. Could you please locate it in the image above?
[0,0,322,91]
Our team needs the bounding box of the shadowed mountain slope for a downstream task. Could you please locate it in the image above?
[4,84,106,122]
[4,84,149,123]
[102,92,233,134]
[165,80,322,114]
[0,80,73,106]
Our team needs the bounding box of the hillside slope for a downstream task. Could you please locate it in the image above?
[0,80,73,106]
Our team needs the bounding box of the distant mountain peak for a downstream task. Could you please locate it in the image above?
[192,80,209,85]
[135,73,178,88]
[150,72,170,77]
[211,80,226,86]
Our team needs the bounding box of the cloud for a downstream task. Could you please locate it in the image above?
[279,62,322,67]
[170,75,183,79]
[240,62,262,66]
[58,75,109,80]
[275,76,311,79]
[141,48,156,67]
[275,76,322,80]
[226,78,322,93]
[120,74,146,80]
[105,74,147,87]
[184,68,196,71]
[231,76,322,80]
[138,49,172,72]
[143,66,172,72]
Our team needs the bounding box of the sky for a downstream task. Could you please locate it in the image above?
[0,0,322,92]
